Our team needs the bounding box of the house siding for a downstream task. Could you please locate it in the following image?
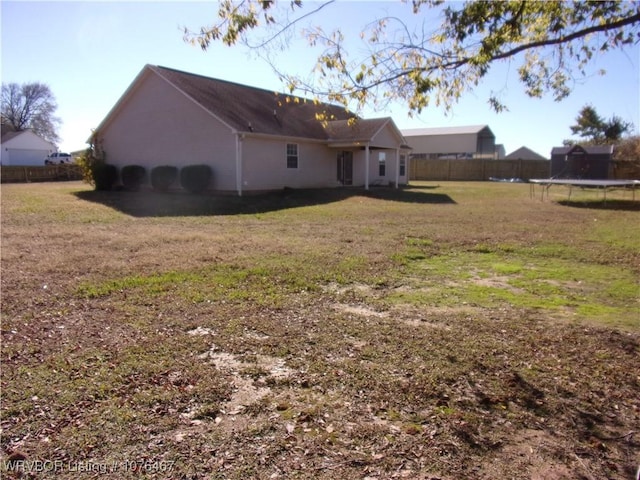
[241,137,339,190]
[347,149,404,186]
[369,126,408,184]
[370,125,400,149]
[99,71,237,190]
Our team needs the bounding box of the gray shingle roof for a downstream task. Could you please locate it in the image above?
[505,146,548,160]
[324,118,390,142]
[152,65,357,140]
[551,145,614,155]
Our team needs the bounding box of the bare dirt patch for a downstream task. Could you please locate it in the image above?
[333,303,388,318]
[472,274,526,293]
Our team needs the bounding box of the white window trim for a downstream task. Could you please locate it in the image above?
[286,143,299,169]
[378,151,386,177]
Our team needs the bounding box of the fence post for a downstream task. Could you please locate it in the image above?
[518,159,523,179]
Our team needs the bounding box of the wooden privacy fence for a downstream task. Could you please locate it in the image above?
[1,165,83,183]
[409,158,550,181]
[610,161,640,180]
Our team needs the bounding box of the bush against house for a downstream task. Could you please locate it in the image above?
[121,165,146,190]
[180,164,212,193]
[151,165,179,191]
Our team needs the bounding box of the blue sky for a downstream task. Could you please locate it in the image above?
[2,1,639,158]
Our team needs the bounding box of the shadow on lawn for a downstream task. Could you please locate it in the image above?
[73,185,455,217]
[557,199,640,212]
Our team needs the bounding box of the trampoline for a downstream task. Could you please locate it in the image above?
[529,179,640,202]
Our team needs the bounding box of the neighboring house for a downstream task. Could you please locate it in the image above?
[94,65,411,195]
[550,144,614,179]
[402,125,498,160]
[1,126,56,166]
[505,146,548,161]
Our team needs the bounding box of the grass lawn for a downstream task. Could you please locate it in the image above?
[1,180,638,479]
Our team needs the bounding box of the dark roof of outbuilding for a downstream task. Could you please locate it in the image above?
[151,65,357,140]
[551,144,614,155]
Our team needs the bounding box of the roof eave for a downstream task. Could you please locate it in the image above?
[239,131,328,144]
[327,137,371,145]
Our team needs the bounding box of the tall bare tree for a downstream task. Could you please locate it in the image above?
[185,1,640,115]
[1,82,61,144]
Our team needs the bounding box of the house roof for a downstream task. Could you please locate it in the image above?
[1,131,21,143]
[96,65,408,147]
[1,126,56,149]
[1,123,19,143]
[150,65,358,140]
[325,117,411,149]
[401,125,491,137]
[505,146,548,161]
[325,118,389,142]
[551,144,614,155]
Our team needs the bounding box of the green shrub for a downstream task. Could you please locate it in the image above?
[180,165,212,194]
[92,164,118,191]
[75,136,116,191]
[151,165,178,191]
[121,165,146,190]
[76,147,114,190]
[76,149,96,186]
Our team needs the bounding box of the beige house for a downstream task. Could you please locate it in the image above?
[94,65,411,195]
[402,125,500,160]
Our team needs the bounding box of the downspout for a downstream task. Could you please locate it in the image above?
[365,143,370,190]
[235,133,243,197]
[395,147,400,189]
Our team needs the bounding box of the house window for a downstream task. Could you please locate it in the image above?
[399,155,406,176]
[378,152,386,176]
[286,143,298,169]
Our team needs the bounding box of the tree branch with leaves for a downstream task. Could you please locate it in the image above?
[185,0,640,115]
